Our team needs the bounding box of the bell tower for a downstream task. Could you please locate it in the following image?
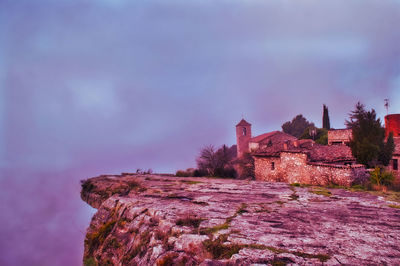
[236,119,252,158]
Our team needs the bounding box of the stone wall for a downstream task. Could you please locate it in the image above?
[386,155,400,180]
[327,129,352,145]
[254,152,366,186]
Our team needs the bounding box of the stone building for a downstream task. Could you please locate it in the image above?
[385,114,400,178]
[236,119,365,186]
[327,129,352,145]
[235,119,252,158]
[385,114,400,138]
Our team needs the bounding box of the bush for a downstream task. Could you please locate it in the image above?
[369,167,395,187]
[193,169,207,177]
[176,170,190,177]
[175,168,194,177]
[214,167,237,178]
[350,168,369,186]
[235,152,254,179]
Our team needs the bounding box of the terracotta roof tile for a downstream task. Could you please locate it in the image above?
[236,119,251,127]
[254,138,355,163]
[250,131,296,144]
[308,145,354,163]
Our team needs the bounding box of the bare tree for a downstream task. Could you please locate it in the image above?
[196,145,236,177]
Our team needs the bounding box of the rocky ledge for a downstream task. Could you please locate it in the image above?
[81,174,400,265]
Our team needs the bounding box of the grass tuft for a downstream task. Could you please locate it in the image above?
[176,216,204,228]
[309,188,332,197]
[203,234,241,259]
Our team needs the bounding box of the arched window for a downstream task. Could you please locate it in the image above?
[242,127,247,136]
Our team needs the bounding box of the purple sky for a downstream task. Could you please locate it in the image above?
[1,0,400,265]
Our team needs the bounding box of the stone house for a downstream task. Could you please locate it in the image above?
[327,129,352,145]
[236,119,365,186]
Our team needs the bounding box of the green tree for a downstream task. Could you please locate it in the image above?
[346,102,395,168]
[300,127,328,145]
[282,114,314,138]
[322,104,331,130]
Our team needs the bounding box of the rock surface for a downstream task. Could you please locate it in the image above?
[81,174,400,265]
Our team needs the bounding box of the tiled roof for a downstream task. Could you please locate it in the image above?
[250,131,296,144]
[253,137,355,163]
[236,119,251,127]
[308,145,354,163]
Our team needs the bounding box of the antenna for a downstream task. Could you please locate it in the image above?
[384,99,389,115]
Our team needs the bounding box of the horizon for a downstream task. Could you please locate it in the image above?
[1,0,400,265]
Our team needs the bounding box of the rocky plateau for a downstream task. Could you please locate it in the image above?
[81,174,400,265]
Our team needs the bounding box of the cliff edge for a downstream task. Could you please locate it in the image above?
[81,174,400,265]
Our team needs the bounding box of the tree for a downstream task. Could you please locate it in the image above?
[282,114,314,138]
[236,152,255,179]
[346,102,395,168]
[322,104,331,130]
[300,127,328,145]
[196,144,236,177]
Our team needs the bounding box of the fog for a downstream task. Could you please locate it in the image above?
[1,0,400,265]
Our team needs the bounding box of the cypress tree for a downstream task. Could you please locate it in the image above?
[322,104,331,130]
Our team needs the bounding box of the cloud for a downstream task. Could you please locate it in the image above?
[1,0,400,265]
[68,79,121,117]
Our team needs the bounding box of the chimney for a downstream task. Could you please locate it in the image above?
[283,142,288,150]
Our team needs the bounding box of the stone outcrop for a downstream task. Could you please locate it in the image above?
[81,174,400,265]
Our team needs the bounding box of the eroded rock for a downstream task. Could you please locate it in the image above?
[81,174,400,265]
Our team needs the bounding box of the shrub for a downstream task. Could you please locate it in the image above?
[369,167,395,187]
[175,170,189,177]
[203,234,241,259]
[85,220,117,255]
[214,167,237,178]
[235,152,254,179]
[83,257,97,266]
[175,169,194,177]
[193,169,207,177]
[176,214,203,228]
[350,168,369,186]
[81,180,95,192]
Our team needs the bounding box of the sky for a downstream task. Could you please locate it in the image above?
[1,0,400,265]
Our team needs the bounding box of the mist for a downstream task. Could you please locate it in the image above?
[1,0,400,265]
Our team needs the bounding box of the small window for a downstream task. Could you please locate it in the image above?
[242,127,247,136]
[394,159,398,171]
[271,162,275,170]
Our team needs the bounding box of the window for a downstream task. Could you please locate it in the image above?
[242,127,247,136]
[394,159,398,171]
[271,162,275,170]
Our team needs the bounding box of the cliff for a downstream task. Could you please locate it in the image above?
[81,174,400,265]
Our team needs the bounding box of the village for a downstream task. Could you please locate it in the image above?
[175,104,400,192]
[79,104,400,265]
[236,112,399,187]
